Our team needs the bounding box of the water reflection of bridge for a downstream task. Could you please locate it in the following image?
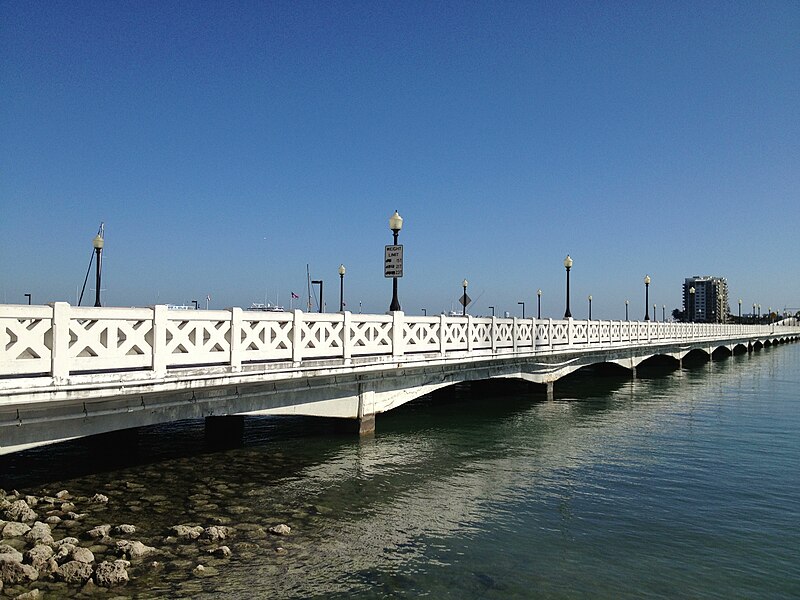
[1,302,798,455]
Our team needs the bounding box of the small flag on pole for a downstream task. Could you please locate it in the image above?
[291,292,300,299]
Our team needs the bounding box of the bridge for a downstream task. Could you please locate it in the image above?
[1,302,798,456]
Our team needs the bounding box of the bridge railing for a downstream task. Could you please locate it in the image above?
[0,303,797,382]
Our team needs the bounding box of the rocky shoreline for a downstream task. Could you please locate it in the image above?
[0,487,291,598]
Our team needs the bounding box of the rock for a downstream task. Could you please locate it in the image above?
[207,545,232,558]
[94,560,129,587]
[201,526,232,543]
[60,502,76,513]
[55,491,70,499]
[14,588,42,599]
[268,524,291,536]
[25,545,53,571]
[89,494,109,504]
[275,546,287,555]
[25,522,53,545]
[86,524,112,539]
[170,525,203,540]
[54,543,75,563]
[55,560,94,584]
[2,522,31,538]
[192,563,219,578]
[5,501,37,523]
[64,511,86,520]
[45,516,62,525]
[54,537,80,547]
[71,547,95,564]
[0,544,23,563]
[114,524,136,535]
[0,555,39,584]
[24,496,38,507]
[116,540,156,560]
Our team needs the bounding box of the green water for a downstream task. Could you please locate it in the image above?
[2,343,799,599]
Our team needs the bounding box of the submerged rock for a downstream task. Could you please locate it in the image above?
[89,494,109,504]
[115,524,136,535]
[170,525,203,541]
[268,524,291,536]
[86,524,112,539]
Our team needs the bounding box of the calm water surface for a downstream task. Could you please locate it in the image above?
[2,343,799,599]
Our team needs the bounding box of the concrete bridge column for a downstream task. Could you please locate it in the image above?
[358,386,376,436]
[546,382,554,400]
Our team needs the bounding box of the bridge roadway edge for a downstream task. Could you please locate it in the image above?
[1,332,797,456]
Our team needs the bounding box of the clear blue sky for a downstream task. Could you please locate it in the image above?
[2,1,798,318]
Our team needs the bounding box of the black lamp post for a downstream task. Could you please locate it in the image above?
[192,300,198,310]
[312,280,323,312]
[662,305,665,322]
[563,255,573,318]
[653,303,657,322]
[625,299,629,321]
[644,275,651,321]
[518,301,525,318]
[462,279,468,316]
[689,287,695,322]
[338,264,346,311]
[738,299,742,321]
[758,304,761,322]
[537,289,542,319]
[24,293,31,305]
[422,308,427,316]
[389,210,403,312]
[588,295,592,320]
[488,306,495,317]
[93,232,104,307]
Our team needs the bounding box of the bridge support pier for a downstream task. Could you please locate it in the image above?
[546,382,554,401]
[358,414,376,436]
[631,366,637,379]
[205,415,244,447]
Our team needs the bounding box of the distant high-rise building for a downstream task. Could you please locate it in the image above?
[683,276,729,323]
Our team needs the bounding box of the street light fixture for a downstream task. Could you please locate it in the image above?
[689,287,696,322]
[192,300,198,310]
[422,308,427,316]
[488,306,495,317]
[389,210,403,311]
[24,293,31,305]
[625,299,629,321]
[662,305,665,322]
[563,255,573,319]
[738,299,742,320]
[92,232,104,307]
[643,275,651,321]
[588,295,592,320]
[537,289,542,319]
[462,279,468,316]
[338,264,346,312]
[518,301,525,318]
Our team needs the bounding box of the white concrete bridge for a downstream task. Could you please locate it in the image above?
[1,302,798,456]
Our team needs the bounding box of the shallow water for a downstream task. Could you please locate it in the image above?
[2,343,799,599]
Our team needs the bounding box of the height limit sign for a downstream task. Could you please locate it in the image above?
[384,245,403,278]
